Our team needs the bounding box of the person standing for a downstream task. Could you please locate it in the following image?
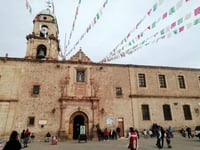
[166,129,172,148]
[24,128,30,147]
[116,126,121,138]
[128,127,138,150]
[186,127,192,138]
[3,130,22,150]
[156,127,162,149]
[104,128,109,141]
[20,130,25,148]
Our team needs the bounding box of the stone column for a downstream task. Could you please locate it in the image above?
[58,100,66,140]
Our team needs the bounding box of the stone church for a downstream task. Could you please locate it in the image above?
[0,9,200,140]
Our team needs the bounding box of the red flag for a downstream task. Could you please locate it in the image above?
[179,26,184,32]
[162,12,167,19]
[194,6,200,16]
[126,33,130,38]
[171,22,176,29]
[147,26,151,30]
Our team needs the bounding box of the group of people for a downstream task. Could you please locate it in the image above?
[20,128,34,148]
[44,132,58,145]
[128,125,173,150]
[96,126,121,141]
[3,128,34,149]
[155,125,173,149]
[2,130,58,150]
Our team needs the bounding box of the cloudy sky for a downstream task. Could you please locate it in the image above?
[0,0,199,68]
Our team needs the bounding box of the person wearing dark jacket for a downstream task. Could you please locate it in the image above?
[3,130,22,150]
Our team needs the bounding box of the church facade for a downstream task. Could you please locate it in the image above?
[0,9,200,140]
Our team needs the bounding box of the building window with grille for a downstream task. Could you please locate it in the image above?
[183,105,192,120]
[28,116,35,126]
[32,85,40,95]
[159,74,167,88]
[116,87,123,96]
[163,104,172,120]
[178,75,186,89]
[142,104,150,120]
[138,73,146,87]
[76,70,85,82]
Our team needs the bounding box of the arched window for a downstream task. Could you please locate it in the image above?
[183,105,192,120]
[163,104,172,120]
[40,25,48,38]
[36,45,47,59]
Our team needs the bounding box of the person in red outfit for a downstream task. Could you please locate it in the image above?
[104,128,109,141]
[128,127,138,150]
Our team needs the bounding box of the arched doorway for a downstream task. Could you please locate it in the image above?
[69,111,89,140]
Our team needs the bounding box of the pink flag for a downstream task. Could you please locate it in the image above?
[194,6,200,16]
[162,12,167,19]
[147,9,152,16]
[25,0,29,9]
[171,22,176,29]
[185,0,189,2]
[76,7,79,15]
[147,26,151,30]
[126,33,130,38]
[94,17,96,24]
[179,26,184,32]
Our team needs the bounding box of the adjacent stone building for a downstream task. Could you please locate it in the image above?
[0,9,200,140]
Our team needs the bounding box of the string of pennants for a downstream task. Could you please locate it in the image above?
[103,6,200,62]
[25,0,55,15]
[65,0,82,53]
[64,0,109,57]
[100,0,195,63]
[100,0,166,62]
[25,0,199,63]
[25,0,32,14]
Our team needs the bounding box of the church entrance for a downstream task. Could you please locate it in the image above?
[69,111,89,140]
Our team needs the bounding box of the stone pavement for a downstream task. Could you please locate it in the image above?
[3,133,200,150]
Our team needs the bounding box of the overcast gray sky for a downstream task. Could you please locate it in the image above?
[0,0,199,68]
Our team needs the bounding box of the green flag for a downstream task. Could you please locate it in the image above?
[153,3,158,12]
[96,13,100,20]
[160,29,165,35]
[169,6,175,15]
[29,7,32,14]
[173,29,178,34]
[177,18,183,25]
[152,21,156,28]
[194,18,200,25]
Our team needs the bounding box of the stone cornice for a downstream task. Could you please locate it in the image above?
[0,99,19,102]
[129,94,200,99]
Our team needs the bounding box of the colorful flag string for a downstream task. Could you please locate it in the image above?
[65,0,109,57]
[25,0,32,14]
[64,0,82,55]
[100,0,165,63]
[101,0,192,62]
[114,0,190,58]
[102,6,200,63]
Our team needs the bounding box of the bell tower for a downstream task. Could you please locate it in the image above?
[25,9,60,60]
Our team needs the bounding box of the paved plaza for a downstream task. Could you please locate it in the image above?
[21,133,200,150]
